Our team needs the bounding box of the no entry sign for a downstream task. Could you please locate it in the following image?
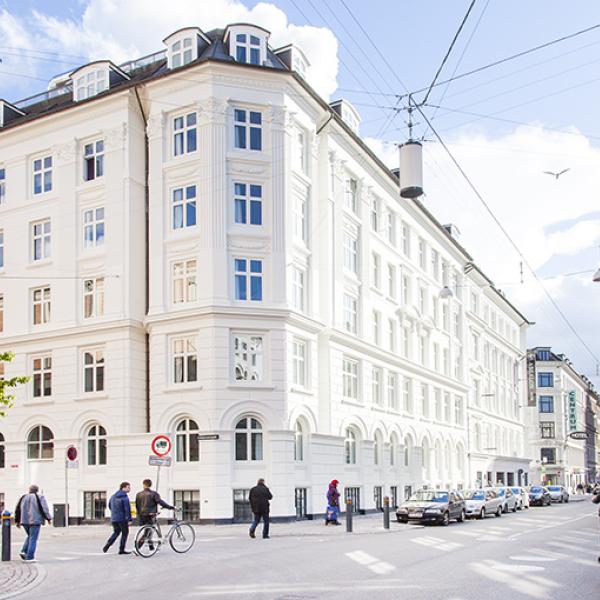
[151,435,172,457]
[66,446,78,461]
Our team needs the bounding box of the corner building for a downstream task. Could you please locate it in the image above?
[0,23,531,522]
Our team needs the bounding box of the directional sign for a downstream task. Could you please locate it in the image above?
[151,435,172,457]
[569,431,588,441]
[66,446,78,461]
[197,434,220,441]
[149,455,172,467]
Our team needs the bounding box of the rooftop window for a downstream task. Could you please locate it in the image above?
[225,24,269,66]
[70,61,129,102]
[163,28,210,70]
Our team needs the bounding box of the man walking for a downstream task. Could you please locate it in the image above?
[249,478,272,539]
[15,484,52,562]
[103,482,132,555]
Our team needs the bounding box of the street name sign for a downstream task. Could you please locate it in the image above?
[197,434,220,440]
[151,434,172,457]
[148,455,173,467]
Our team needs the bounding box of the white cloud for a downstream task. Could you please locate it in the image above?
[1,0,338,99]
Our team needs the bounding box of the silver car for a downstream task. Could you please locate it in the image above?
[511,486,529,509]
[464,488,504,519]
[490,486,518,513]
[545,485,569,503]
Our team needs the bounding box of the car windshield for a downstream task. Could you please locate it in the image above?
[409,491,449,502]
[547,486,561,492]
[465,490,485,500]
[496,489,505,496]
[511,488,521,494]
[530,486,543,493]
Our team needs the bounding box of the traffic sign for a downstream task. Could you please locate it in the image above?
[66,446,78,461]
[151,435,172,457]
[149,456,172,467]
[197,434,220,441]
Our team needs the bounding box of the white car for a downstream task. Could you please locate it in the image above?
[489,486,518,513]
[464,488,504,519]
[511,486,529,509]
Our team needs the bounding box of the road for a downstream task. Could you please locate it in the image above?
[12,499,600,600]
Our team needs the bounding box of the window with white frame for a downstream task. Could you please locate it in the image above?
[344,427,357,464]
[343,293,358,334]
[453,311,461,337]
[433,343,440,372]
[431,249,440,281]
[401,222,410,256]
[83,277,104,319]
[172,260,197,304]
[87,424,107,466]
[75,69,107,101]
[173,337,198,384]
[234,33,262,64]
[0,167,5,204]
[387,264,396,298]
[402,274,410,305]
[235,417,263,461]
[343,232,358,274]
[234,259,263,301]
[292,338,307,388]
[32,220,51,261]
[370,197,380,232]
[418,286,426,314]
[234,183,262,225]
[443,348,450,375]
[402,324,411,359]
[233,334,263,381]
[173,112,197,156]
[0,230,3,269]
[455,396,464,425]
[441,261,449,286]
[434,388,442,420]
[471,331,480,361]
[372,253,381,289]
[0,294,3,332]
[387,211,396,244]
[234,109,262,151]
[372,310,381,345]
[171,38,194,68]
[291,266,306,312]
[403,377,412,413]
[176,418,199,462]
[471,291,479,315]
[32,286,50,325]
[444,392,451,422]
[421,383,429,417]
[342,357,358,400]
[83,207,105,248]
[418,238,426,270]
[172,184,197,229]
[344,178,358,213]
[442,304,449,331]
[295,130,307,173]
[388,372,398,409]
[27,425,53,460]
[83,140,104,181]
[33,156,52,195]
[418,335,427,366]
[373,432,382,465]
[83,349,104,393]
[294,420,304,461]
[32,355,52,398]
[432,296,439,325]
[372,367,382,405]
[293,191,308,243]
[388,318,396,351]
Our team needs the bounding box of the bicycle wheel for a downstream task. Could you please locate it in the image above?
[135,525,161,558]
[169,522,196,554]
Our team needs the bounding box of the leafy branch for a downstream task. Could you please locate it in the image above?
[0,352,29,417]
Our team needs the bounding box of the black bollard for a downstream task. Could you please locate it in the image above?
[383,496,390,530]
[346,499,353,533]
[2,511,11,562]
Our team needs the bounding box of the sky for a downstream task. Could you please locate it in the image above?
[1,0,599,386]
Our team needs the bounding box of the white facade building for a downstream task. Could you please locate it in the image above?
[0,22,531,522]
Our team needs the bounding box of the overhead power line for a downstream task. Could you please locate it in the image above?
[422,0,478,104]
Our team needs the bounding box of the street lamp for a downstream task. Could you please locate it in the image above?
[439,286,453,299]
[593,266,600,283]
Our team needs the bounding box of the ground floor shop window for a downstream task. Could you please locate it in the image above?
[507,472,514,486]
[374,486,383,510]
[84,491,106,521]
[496,472,505,484]
[344,487,361,513]
[233,489,252,522]
[403,485,412,501]
[390,486,398,508]
[174,490,200,521]
[0,493,4,513]
[295,487,308,520]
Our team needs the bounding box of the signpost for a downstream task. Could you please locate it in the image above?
[150,435,172,492]
[65,446,78,528]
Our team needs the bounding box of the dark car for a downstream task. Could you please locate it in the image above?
[396,489,466,526]
[528,486,551,506]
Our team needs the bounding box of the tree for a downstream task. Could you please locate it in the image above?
[0,352,29,417]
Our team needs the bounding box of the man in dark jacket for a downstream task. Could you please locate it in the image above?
[135,479,175,526]
[103,482,132,555]
[249,478,272,539]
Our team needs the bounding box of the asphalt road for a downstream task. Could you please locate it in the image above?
[13,499,600,600]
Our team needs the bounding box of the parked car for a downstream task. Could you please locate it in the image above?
[545,485,570,503]
[464,488,504,519]
[490,486,518,513]
[511,486,529,509]
[528,485,551,506]
[396,489,466,526]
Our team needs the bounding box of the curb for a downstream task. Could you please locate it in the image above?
[0,564,47,600]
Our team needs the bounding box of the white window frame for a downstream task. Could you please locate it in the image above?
[83,348,105,393]
[234,258,263,302]
[233,334,264,382]
[83,207,105,248]
[173,112,197,156]
[372,253,381,289]
[343,232,358,274]
[372,366,383,405]
[372,310,381,345]
[291,266,306,312]
[344,178,358,213]
[0,166,5,204]
[388,318,396,351]
[172,337,198,384]
[172,259,197,304]
[233,182,263,226]
[172,184,197,230]
[234,108,263,151]
[74,69,107,101]
[32,286,51,325]
[233,32,263,65]
[31,219,51,262]
[388,372,398,409]
[343,293,358,334]
[175,418,200,462]
[342,357,359,400]
[171,37,194,68]
[83,140,104,182]
[83,277,105,319]
[32,155,52,195]
[292,338,307,388]
[32,355,52,398]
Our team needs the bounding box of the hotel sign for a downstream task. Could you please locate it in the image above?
[568,390,577,432]
[526,350,537,406]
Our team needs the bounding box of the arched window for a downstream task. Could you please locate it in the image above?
[176,419,199,462]
[390,434,398,467]
[0,433,5,469]
[373,431,382,466]
[87,424,107,466]
[294,420,304,462]
[27,425,53,460]
[235,417,263,461]
[344,427,357,464]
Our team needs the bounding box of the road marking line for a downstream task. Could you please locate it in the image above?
[452,530,480,537]
[369,561,396,575]
[509,555,557,562]
[548,541,593,554]
[345,550,396,575]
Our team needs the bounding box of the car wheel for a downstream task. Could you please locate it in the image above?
[503,504,508,514]
[559,497,563,503]
[565,497,569,503]
[512,503,517,513]
[457,510,465,523]
[495,506,502,518]
[441,512,450,526]
[479,508,485,520]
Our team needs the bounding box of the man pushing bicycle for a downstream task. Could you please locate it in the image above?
[135,479,175,527]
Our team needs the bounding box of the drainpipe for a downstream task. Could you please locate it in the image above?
[134,86,151,433]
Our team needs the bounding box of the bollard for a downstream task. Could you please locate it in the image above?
[2,511,11,562]
[345,499,353,533]
[383,496,390,530]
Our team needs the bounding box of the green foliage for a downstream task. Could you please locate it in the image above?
[0,352,29,417]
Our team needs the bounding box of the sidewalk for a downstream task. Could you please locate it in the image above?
[0,562,45,600]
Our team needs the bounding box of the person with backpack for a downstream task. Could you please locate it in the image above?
[14,484,52,562]
[325,480,341,525]
[103,482,132,555]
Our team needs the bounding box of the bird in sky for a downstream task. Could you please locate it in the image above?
[543,168,570,179]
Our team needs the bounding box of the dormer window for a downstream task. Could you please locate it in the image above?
[329,99,361,136]
[163,28,210,70]
[273,44,310,80]
[225,24,269,66]
[70,61,129,103]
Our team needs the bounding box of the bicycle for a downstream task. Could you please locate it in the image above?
[134,509,196,558]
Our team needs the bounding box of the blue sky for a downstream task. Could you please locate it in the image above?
[1,0,599,384]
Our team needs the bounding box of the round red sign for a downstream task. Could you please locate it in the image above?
[151,435,172,457]
[66,446,78,461]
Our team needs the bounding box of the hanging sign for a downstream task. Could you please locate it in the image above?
[568,390,577,432]
[526,350,537,407]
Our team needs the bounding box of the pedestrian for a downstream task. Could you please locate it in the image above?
[325,480,341,526]
[592,488,600,563]
[135,479,175,526]
[577,482,584,495]
[14,484,52,562]
[248,478,272,539]
[103,482,132,555]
